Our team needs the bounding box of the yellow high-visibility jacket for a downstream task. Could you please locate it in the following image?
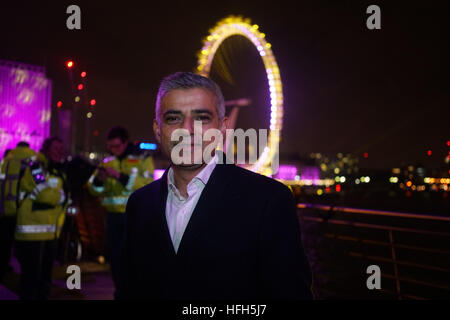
[15,153,68,241]
[87,148,154,213]
[0,146,37,217]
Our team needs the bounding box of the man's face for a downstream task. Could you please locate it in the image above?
[48,140,65,163]
[107,138,128,157]
[153,88,227,169]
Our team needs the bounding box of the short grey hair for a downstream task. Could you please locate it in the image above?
[155,72,225,121]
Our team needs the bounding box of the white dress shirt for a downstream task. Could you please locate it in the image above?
[165,154,218,253]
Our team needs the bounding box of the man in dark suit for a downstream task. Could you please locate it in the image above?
[118,72,312,300]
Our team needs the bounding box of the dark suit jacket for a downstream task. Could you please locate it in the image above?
[118,157,313,300]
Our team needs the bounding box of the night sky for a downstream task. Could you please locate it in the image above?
[1,0,449,169]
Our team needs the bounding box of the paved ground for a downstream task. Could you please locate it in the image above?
[0,256,114,300]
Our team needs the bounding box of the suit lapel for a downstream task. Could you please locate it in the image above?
[176,159,233,257]
[156,167,177,257]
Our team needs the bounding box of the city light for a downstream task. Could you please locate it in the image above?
[360,176,371,183]
[139,142,157,150]
[363,152,369,158]
[389,177,399,183]
[424,177,450,185]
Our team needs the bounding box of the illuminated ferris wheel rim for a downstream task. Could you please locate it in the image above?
[196,16,283,174]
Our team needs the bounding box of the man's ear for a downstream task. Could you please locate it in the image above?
[153,119,161,144]
[220,116,228,136]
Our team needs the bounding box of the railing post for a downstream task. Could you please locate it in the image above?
[389,230,402,299]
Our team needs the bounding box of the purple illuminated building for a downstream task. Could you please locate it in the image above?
[274,164,320,184]
[274,165,298,180]
[300,166,320,184]
[0,60,52,156]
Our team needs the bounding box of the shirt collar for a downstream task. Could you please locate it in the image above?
[167,153,218,198]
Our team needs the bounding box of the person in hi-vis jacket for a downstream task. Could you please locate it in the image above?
[87,126,154,298]
[14,137,68,300]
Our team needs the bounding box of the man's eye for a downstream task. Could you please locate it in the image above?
[165,116,181,123]
[195,115,211,122]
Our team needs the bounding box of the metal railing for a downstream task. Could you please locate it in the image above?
[297,203,450,299]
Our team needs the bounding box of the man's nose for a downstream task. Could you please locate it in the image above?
[182,117,194,134]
